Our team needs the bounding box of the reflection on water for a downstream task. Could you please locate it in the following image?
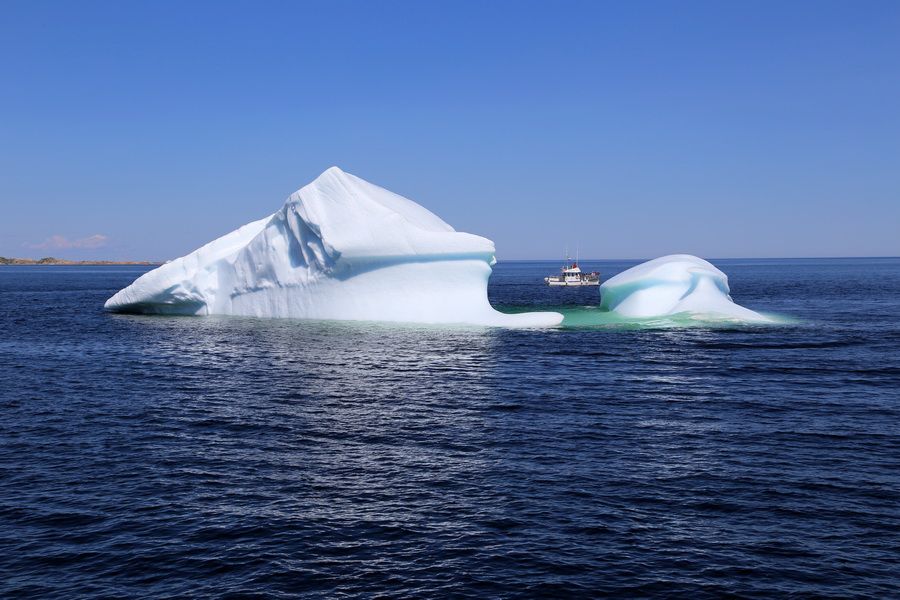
[109,314,504,526]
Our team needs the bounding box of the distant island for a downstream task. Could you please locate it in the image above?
[0,256,160,266]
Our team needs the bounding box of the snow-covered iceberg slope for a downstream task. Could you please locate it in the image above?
[105,167,562,327]
[599,254,768,322]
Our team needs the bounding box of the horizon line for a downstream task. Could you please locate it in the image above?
[498,255,900,261]
[2,254,899,265]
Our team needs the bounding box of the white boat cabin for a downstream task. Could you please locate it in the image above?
[544,261,600,286]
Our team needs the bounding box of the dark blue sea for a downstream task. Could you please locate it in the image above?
[2,258,899,598]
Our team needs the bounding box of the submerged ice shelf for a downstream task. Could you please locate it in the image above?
[598,254,769,322]
[105,167,563,327]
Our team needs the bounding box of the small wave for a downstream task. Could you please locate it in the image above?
[696,339,860,350]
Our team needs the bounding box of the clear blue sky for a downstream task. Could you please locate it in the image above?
[2,0,898,260]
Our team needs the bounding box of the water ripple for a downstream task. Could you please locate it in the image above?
[1,260,899,597]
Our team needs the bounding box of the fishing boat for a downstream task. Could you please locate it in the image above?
[544,256,600,286]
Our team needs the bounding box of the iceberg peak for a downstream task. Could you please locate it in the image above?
[105,168,562,328]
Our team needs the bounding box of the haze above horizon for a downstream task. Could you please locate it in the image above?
[1,0,898,261]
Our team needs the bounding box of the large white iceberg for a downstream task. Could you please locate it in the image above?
[599,254,768,322]
[105,167,562,327]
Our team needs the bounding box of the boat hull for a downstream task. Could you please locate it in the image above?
[545,279,600,286]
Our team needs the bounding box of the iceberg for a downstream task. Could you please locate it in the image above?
[599,254,768,322]
[105,167,563,327]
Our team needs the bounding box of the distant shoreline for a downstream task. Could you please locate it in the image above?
[0,257,161,266]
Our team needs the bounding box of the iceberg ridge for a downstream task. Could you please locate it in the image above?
[105,167,563,327]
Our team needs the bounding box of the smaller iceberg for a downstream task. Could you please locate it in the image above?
[599,254,768,322]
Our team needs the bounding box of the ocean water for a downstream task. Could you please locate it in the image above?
[1,258,899,598]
